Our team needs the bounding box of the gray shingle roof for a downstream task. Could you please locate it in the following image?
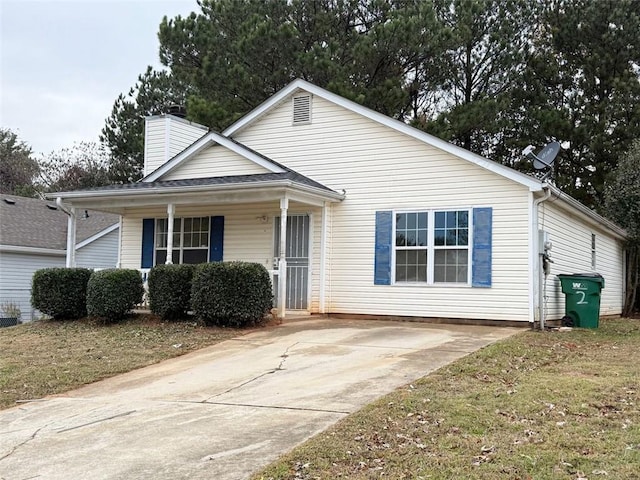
[66,171,336,194]
[0,195,119,250]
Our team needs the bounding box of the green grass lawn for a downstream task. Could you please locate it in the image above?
[254,318,640,480]
[0,314,241,410]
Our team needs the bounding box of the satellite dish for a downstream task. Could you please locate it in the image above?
[525,141,560,170]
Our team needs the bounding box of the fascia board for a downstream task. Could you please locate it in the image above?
[0,244,66,256]
[223,79,543,192]
[545,185,627,240]
[143,132,285,182]
[48,180,345,206]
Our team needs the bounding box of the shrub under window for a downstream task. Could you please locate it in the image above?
[148,264,195,320]
[86,269,144,322]
[191,262,272,327]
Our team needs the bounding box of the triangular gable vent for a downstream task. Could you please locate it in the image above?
[292,94,311,125]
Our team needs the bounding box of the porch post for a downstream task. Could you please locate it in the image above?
[278,197,288,319]
[319,201,328,314]
[116,215,123,268]
[166,203,175,264]
[65,207,76,267]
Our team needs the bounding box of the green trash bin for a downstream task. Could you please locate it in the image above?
[557,273,605,328]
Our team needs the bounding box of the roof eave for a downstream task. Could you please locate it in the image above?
[545,184,628,240]
[48,179,345,204]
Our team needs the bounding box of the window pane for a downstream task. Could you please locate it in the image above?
[458,229,468,246]
[407,213,417,229]
[434,229,445,246]
[406,231,417,246]
[396,213,406,230]
[434,249,467,283]
[446,230,458,246]
[446,212,457,228]
[435,212,445,228]
[155,249,166,265]
[418,212,427,229]
[458,211,468,228]
[183,232,192,248]
[396,232,407,247]
[418,230,427,247]
[183,249,208,264]
[184,217,192,232]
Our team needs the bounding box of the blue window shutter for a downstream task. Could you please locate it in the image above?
[374,211,393,285]
[209,216,224,262]
[472,207,492,287]
[141,218,155,268]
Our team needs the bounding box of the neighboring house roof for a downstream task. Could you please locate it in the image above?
[222,78,543,192]
[0,195,119,251]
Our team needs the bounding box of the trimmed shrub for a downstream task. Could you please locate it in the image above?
[191,262,273,327]
[87,269,144,322]
[148,264,195,320]
[31,268,92,319]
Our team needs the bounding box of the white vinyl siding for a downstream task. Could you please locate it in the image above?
[0,251,65,322]
[539,201,624,318]
[119,202,323,312]
[76,229,119,269]
[233,95,532,322]
[143,116,208,176]
[161,144,270,180]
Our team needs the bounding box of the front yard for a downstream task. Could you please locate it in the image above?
[255,318,640,480]
[0,315,240,410]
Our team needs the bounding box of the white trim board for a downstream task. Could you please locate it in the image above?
[76,223,120,250]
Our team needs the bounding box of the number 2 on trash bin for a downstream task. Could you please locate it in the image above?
[576,291,588,305]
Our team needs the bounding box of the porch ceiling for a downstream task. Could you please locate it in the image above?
[47,174,345,214]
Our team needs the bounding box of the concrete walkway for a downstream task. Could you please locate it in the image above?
[0,318,518,480]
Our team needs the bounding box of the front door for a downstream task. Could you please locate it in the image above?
[274,215,310,310]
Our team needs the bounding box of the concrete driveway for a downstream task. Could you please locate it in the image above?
[0,318,518,480]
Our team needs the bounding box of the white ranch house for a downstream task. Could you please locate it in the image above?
[49,79,627,325]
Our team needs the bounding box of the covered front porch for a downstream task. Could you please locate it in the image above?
[49,175,344,318]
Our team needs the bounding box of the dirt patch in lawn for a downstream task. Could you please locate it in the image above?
[0,314,243,410]
[254,318,640,480]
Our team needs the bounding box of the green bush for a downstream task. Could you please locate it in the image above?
[191,262,273,327]
[86,269,144,322]
[148,264,195,320]
[31,268,93,319]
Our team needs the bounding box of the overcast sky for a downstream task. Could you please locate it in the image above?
[1,0,198,157]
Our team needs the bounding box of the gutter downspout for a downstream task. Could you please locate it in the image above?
[56,198,76,267]
[532,185,552,330]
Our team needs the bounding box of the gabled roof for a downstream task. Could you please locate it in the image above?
[222,78,543,192]
[142,130,287,182]
[0,195,119,251]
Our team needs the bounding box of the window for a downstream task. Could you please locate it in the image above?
[433,211,469,283]
[395,212,428,282]
[591,233,596,270]
[394,210,469,284]
[155,216,210,265]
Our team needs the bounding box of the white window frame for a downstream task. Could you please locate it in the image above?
[392,208,472,285]
[154,216,210,265]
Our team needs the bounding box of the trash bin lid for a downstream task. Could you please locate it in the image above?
[571,273,603,279]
